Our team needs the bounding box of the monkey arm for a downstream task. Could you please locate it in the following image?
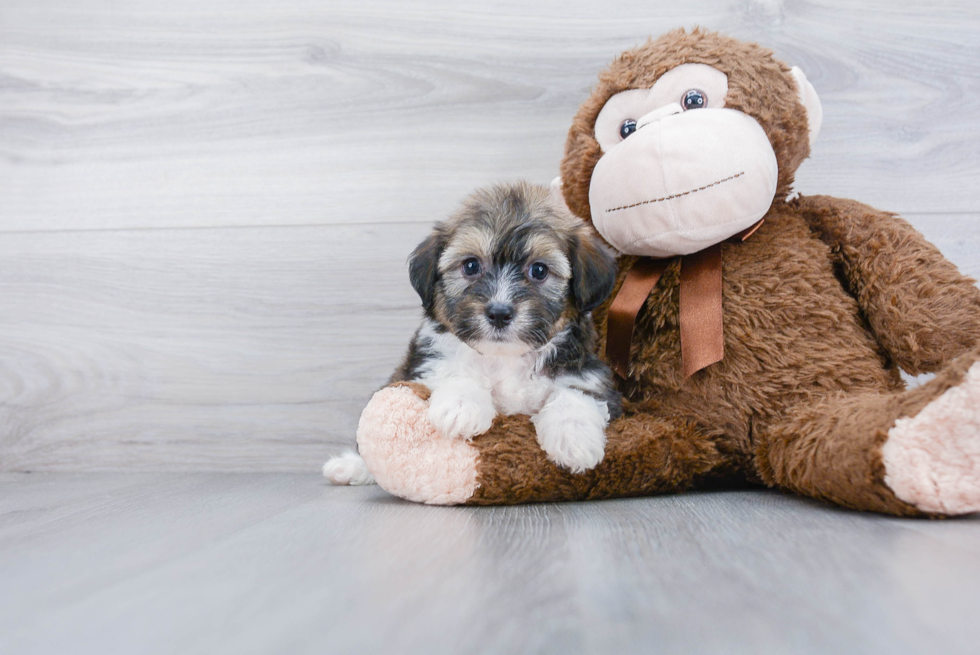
[356,382,729,505]
[794,194,980,374]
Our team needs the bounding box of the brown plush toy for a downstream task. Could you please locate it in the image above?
[354,28,980,516]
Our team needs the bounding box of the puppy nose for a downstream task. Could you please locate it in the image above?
[485,302,514,329]
[636,102,682,130]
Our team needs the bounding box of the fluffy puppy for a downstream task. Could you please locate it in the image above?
[324,182,621,485]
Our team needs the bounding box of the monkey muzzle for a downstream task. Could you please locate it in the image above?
[589,106,778,257]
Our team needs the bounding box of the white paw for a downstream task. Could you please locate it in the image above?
[532,389,609,473]
[427,388,496,440]
[322,451,376,486]
[882,361,980,514]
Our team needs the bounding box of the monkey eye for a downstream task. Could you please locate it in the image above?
[528,262,549,281]
[462,258,482,278]
[619,119,638,140]
[681,89,707,110]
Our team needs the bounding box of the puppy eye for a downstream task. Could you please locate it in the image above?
[528,262,549,281]
[461,258,482,278]
[681,89,707,111]
[619,119,638,140]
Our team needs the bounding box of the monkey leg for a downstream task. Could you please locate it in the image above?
[755,347,980,516]
[356,382,729,505]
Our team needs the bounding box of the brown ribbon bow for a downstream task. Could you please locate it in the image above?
[605,220,764,379]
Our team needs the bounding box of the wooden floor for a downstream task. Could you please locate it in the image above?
[1,473,978,655]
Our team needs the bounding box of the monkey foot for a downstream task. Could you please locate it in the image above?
[356,383,480,505]
[883,362,980,515]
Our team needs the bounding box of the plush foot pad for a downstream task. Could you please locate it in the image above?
[356,385,479,505]
[322,451,376,486]
[883,362,980,515]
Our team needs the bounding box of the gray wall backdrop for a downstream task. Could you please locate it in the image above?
[1,0,978,471]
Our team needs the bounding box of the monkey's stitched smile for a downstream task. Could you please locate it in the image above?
[605,171,745,213]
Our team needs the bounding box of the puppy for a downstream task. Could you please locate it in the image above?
[324,182,621,485]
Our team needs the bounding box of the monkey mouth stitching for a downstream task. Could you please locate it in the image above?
[605,171,746,213]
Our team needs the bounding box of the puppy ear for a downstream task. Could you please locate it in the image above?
[571,231,618,312]
[408,230,445,311]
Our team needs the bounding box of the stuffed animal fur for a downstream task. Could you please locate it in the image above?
[355,28,980,516]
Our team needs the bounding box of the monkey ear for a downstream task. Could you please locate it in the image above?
[549,176,574,216]
[571,232,618,313]
[790,66,823,148]
[408,231,445,311]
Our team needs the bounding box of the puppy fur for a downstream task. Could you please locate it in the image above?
[324,182,621,484]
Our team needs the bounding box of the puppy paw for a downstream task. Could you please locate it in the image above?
[882,361,980,515]
[322,451,376,486]
[427,389,496,440]
[532,389,609,473]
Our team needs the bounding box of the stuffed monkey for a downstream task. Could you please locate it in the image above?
[355,28,980,516]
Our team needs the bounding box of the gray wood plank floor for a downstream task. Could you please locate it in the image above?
[2,0,980,470]
[1,473,979,655]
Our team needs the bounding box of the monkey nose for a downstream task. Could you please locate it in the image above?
[637,102,682,130]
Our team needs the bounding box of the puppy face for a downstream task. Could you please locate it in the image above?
[409,182,617,351]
